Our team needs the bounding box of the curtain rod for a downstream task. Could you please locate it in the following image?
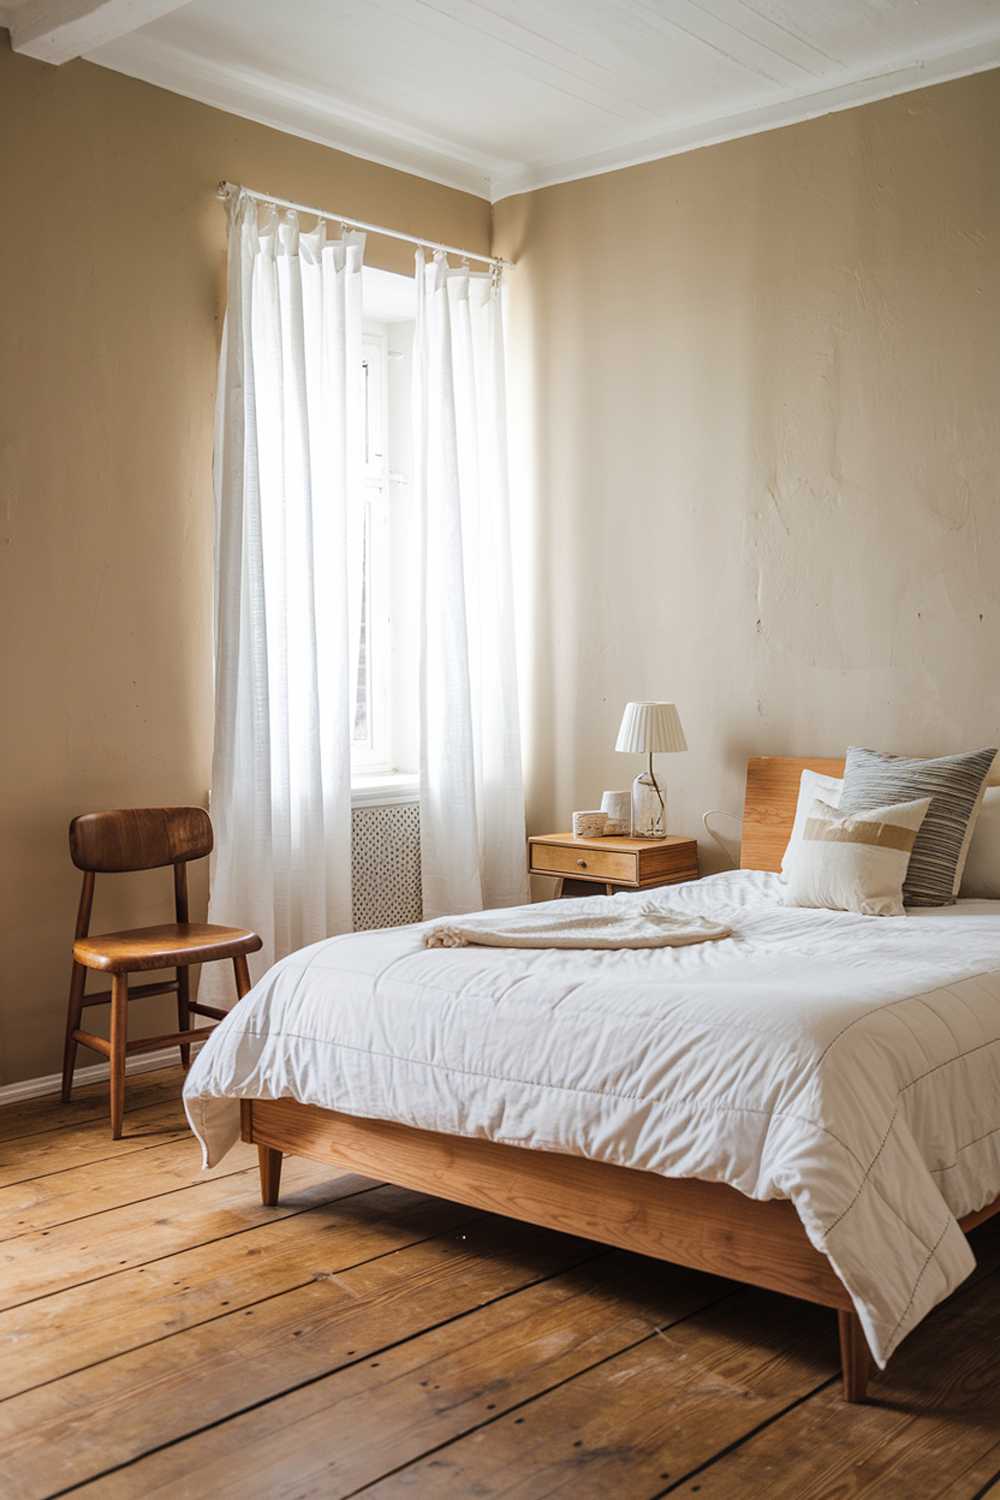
[216,181,509,270]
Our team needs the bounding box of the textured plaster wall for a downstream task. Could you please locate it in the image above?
[0,43,490,1087]
[492,71,1000,868]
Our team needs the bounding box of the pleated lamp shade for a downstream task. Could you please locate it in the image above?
[614,702,687,754]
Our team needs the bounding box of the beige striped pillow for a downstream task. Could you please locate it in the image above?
[783,796,931,917]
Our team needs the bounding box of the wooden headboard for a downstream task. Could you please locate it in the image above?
[741,756,845,872]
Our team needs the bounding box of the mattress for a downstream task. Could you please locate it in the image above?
[183,870,1000,1367]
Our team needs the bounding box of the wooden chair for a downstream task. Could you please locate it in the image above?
[63,807,262,1137]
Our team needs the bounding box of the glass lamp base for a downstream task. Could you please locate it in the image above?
[631,768,667,839]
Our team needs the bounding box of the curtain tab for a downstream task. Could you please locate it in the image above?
[255,199,279,259]
[300,213,326,266]
[423,249,448,294]
[339,226,366,271]
[230,188,261,258]
[277,208,300,257]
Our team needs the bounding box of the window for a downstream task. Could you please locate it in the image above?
[350,268,419,793]
[351,328,390,766]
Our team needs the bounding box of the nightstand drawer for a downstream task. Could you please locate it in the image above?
[529,833,699,895]
[530,842,638,885]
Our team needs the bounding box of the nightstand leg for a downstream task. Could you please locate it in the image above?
[606,883,615,895]
[553,877,564,899]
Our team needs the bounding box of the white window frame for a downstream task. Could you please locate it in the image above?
[351,328,393,778]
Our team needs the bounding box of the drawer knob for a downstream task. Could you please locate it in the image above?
[576,858,588,868]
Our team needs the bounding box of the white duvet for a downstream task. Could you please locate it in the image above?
[184,870,1000,1367]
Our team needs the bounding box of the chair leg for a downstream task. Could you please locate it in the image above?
[61,961,87,1103]
[838,1308,872,1403]
[232,952,252,1000]
[109,973,129,1140]
[258,1144,283,1206]
[176,966,191,1069]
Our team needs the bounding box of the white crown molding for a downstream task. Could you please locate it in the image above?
[0,1043,196,1106]
[489,36,1000,202]
[82,26,1000,206]
[86,33,503,199]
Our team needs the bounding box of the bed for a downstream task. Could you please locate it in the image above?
[183,757,1000,1402]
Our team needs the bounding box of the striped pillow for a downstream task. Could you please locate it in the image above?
[839,747,997,906]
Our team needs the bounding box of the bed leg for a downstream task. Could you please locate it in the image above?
[838,1309,871,1402]
[257,1144,283,1207]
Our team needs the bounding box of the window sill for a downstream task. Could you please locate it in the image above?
[351,772,420,809]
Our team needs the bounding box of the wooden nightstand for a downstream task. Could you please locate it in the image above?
[528,832,699,898]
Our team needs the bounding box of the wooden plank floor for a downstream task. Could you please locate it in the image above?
[3,1070,1000,1498]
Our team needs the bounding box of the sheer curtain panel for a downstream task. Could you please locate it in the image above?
[414,253,528,918]
[207,191,363,989]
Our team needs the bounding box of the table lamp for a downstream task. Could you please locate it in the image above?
[614,702,687,838]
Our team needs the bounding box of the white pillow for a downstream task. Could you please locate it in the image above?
[960,786,1000,898]
[780,769,844,880]
[783,796,930,917]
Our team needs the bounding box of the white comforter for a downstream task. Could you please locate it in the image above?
[184,871,1000,1367]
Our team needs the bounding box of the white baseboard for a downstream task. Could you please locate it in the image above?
[0,1046,194,1108]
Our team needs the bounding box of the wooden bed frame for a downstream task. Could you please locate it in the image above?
[240,756,1000,1402]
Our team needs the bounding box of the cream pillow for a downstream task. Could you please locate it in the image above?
[780,769,843,880]
[783,796,931,917]
[961,786,1000,898]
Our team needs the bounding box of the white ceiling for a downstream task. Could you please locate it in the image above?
[9,0,1000,200]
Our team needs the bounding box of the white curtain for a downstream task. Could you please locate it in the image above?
[414,252,528,918]
[207,190,364,987]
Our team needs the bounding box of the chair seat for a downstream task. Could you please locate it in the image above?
[74,922,262,974]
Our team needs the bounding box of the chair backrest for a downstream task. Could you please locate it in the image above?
[69,807,213,874]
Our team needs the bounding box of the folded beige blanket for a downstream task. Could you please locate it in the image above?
[424,899,731,950]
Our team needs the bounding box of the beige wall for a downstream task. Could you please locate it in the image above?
[493,71,1000,873]
[0,44,490,1086]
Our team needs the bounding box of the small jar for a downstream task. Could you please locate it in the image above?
[600,790,630,836]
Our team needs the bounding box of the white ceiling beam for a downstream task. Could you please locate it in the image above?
[9,0,192,65]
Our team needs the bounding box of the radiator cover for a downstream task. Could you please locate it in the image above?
[351,801,422,931]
